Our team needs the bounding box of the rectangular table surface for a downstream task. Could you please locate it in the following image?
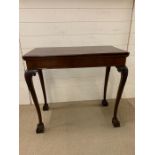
[23,46,129,59]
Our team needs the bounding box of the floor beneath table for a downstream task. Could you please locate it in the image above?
[19,99,135,155]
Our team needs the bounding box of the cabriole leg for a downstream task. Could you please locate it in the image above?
[37,69,49,111]
[25,69,44,133]
[112,66,128,127]
[102,67,111,106]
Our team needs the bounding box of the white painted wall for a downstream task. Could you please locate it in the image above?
[19,0,135,104]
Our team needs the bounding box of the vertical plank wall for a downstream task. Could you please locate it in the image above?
[19,0,135,104]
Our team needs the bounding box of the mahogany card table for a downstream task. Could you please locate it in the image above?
[23,46,129,133]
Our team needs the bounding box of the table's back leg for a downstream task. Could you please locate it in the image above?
[37,69,49,111]
[102,66,111,106]
[25,70,44,133]
[112,66,128,127]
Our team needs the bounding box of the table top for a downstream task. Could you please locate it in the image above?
[23,46,129,59]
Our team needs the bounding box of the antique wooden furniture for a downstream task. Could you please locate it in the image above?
[23,46,129,133]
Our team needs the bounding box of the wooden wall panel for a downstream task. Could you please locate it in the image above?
[20,34,128,48]
[20,22,130,36]
[20,0,133,9]
[20,9,132,23]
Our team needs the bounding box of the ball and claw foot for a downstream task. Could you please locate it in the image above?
[102,100,108,106]
[36,122,44,133]
[112,117,120,127]
[43,104,49,111]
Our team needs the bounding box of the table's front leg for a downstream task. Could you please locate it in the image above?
[37,69,49,111]
[112,66,128,127]
[25,70,44,133]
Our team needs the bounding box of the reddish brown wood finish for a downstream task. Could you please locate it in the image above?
[37,69,49,111]
[24,70,44,133]
[23,46,129,133]
[23,46,129,70]
[23,46,129,58]
[112,66,128,127]
[102,66,111,106]
[25,55,127,70]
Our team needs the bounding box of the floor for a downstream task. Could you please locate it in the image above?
[19,99,135,155]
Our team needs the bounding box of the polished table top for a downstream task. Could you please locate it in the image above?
[23,46,129,59]
[23,46,129,69]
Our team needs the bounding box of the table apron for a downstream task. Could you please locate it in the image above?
[26,55,126,69]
